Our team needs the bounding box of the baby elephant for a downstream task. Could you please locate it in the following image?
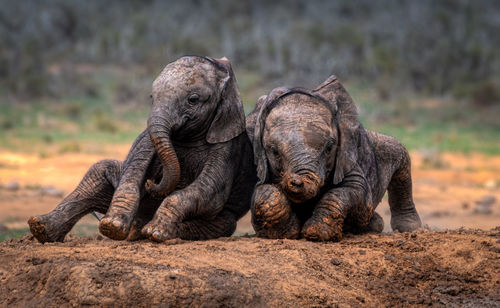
[246,76,422,241]
[29,56,256,243]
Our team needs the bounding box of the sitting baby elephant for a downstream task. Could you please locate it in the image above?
[246,76,422,241]
[29,56,257,243]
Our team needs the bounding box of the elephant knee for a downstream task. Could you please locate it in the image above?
[88,159,121,184]
[77,159,121,191]
[91,159,120,171]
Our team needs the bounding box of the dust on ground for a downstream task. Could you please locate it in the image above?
[1,229,499,306]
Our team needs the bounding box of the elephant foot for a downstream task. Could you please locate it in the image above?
[99,216,129,240]
[252,184,301,239]
[391,209,422,233]
[126,218,148,241]
[366,212,384,233]
[301,216,343,242]
[141,218,178,242]
[28,215,65,243]
[255,219,301,239]
[253,210,301,239]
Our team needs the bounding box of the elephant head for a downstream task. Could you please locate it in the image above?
[146,56,245,197]
[253,76,361,203]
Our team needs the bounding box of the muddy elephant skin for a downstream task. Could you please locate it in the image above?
[246,76,422,241]
[29,56,257,243]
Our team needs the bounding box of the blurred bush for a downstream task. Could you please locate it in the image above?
[0,0,498,103]
[91,110,119,133]
[58,141,81,154]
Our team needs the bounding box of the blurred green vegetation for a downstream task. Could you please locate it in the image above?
[349,83,500,154]
[0,67,498,155]
[0,0,498,155]
[0,223,99,242]
[0,68,150,154]
[1,1,499,99]
[0,227,30,242]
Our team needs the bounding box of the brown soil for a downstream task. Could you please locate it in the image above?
[1,229,499,307]
[0,148,499,306]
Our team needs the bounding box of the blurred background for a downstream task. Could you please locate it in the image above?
[0,0,499,240]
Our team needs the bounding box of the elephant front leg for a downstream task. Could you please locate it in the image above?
[98,131,155,240]
[99,183,141,240]
[141,194,183,242]
[252,184,301,239]
[142,144,237,242]
[302,170,372,241]
[301,192,347,242]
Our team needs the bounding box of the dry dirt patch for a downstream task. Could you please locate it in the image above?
[0,229,499,307]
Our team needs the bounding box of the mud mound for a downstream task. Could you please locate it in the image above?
[1,229,499,307]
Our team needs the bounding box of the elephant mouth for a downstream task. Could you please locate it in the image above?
[281,172,321,203]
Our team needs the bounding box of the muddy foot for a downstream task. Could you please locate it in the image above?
[255,218,301,239]
[28,216,65,243]
[252,184,301,239]
[391,210,422,232]
[99,216,129,240]
[367,212,384,233]
[301,217,343,242]
[141,219,178,242]
[252,198,301,239]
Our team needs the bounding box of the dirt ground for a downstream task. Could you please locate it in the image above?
[0,229,499,307]
[0,148,499,306]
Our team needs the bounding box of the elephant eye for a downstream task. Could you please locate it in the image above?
[188,93,200,104]
[324,139,334,153]
[270,146,279,156]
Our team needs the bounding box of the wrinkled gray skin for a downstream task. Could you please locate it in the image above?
[246,76,422,241]
[29,56,257,243]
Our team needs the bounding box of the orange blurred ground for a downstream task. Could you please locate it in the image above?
[0,147,499,232]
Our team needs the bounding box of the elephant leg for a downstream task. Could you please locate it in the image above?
[301,192,347,242]
[99,130,155,240]
[176,208,237,241]
[388,148,422,232]
[251,184,301,239]
[98,181,142,240]
[28,160,122,243]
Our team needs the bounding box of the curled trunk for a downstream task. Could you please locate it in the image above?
[146,114,180,197]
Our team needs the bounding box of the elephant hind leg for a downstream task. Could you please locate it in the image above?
[388,148,422,232]
[176,209,238,241]
[28,159,122,243]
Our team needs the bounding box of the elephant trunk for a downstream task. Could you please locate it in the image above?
[145,112,181,197]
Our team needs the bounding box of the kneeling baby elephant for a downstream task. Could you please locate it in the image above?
[29,56,257,243]
[246,76,422,241]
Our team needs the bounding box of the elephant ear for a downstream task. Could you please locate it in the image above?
[253,87,289,184]
[245,95,267,143]
[313,75,361,185]
[206,57,246,144]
